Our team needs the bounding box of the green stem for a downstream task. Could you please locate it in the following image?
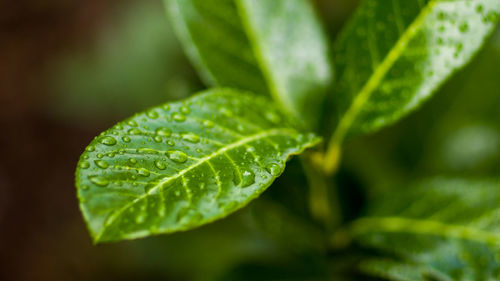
[302,153,342,231]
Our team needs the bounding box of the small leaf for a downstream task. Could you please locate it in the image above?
[75,88,320,243]
[167,0,332,128]
[331,0,500,142]
[351,178,500,280]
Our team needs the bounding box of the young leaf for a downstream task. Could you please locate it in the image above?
[75,88,320,243]
[330,0,500,143]
[350,178,500,280]
[167,0,332,128]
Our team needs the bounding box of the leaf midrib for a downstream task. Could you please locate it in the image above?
[332,0,437,143]
[94,128,296,242]
[350,216,500,246]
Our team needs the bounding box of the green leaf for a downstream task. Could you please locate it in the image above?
[331,0,500,142]
[75,88,320,243]
[167,0,332,128]
[350,178,500,280]
[358,259,446,281]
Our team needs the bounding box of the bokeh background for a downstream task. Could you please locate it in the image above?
[1,0,499,280]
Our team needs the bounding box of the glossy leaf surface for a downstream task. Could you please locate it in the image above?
[76,89,320,243]
[168,0,332,128]
[352,178,500,280]
[331,0,500,142]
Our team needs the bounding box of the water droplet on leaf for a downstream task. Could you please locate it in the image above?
[156,127,172,137]
[94,160,109,169]
[180,106,191,114]
[128,128,141,135]
[80,161,90,169]
[167,150,188,163]
[240,169,255,187]
[172,113,186,122]
[266,163,282,177]
[155,160,167,170]
[89,175,109,187]
[459,22,469,32]
[138,168,150,177]
[146,110,159,119]
[182,133,200,143]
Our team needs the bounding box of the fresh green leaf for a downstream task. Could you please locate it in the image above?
[358,259,446,281]
[331,0,500,142]
[75,88,320,243]
[167,0,332,128]
[350,178,500,280]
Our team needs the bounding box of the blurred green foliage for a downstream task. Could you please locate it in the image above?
[49,0,202,125]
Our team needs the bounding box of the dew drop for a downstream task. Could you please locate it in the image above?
[172,113,186,122]
[80,161,90,169]
[86,146,95,152]
[154,136,163,143]
[266,163,282,177]
[167,150,188,163]
[81,185,89,190]
[96,153,104,159]
[156,127,172,137]
[203,120,214,128]
[458,22,469,33]
[122,136,131,143]
[182,133,200,143]
[488,11,499,23]
[155,160,167,170]
[180,105,191,114]
[265,111,281,123]
[240,169,255,187]
[146,110,159,119]
[89,175,109,187]
[128,128,142,135]
[135,213,146,224]
[138,168,150,177]
[167,140,175,146]
[129,158,137,164]
[94,160,109,169]
[437,11,446,20]
[127,120,138,127]
[137,147,159,154]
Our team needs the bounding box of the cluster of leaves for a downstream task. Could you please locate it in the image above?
[75,0,500,279]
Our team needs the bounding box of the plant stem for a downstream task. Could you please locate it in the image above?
[302,152,342,231]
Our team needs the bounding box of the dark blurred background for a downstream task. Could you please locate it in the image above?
[1,0,499,280]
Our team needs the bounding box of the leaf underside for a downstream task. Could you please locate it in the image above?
[352,178,500,280]
[168,0,332,128]
[333,0,500,140]
[75,88,320,243]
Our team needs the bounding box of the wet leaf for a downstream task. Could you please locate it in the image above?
[75,88,320,243]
